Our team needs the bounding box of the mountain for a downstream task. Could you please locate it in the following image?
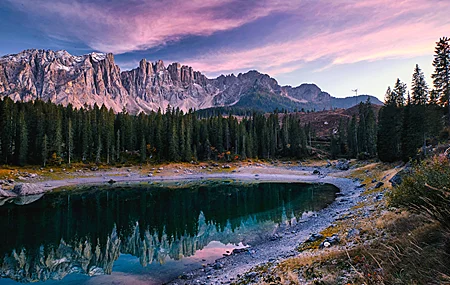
[0,49,382,113]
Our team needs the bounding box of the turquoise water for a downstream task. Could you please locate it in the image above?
[0,181,338,284]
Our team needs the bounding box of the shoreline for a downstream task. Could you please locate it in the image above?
[165,171,362,284]
[0,163,364,285]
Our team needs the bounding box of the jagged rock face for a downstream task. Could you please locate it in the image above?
[120,59,216,112]
[0,49,381,113]
[0,49,133,112]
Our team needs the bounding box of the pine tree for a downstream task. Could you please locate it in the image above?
[140,137,146,163]
[411,64,429,105]
[377,86,403,162]
[67,118,73,165]
[391,78,407,107]
[17,110,28,166]
[42,134,48,167]
[168,124,180,161]
[432,37,450,124]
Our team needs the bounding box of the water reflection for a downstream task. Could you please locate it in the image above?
[0,181,338,283]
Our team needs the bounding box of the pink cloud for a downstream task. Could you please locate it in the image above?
[7,0,302,54]
[183,0,450,76]
[6,0,450,79]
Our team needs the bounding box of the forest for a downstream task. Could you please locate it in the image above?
[0,37,448,167]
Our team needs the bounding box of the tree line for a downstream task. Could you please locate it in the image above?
[0,99,317,166]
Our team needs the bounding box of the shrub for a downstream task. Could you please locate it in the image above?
[389,155,450,227]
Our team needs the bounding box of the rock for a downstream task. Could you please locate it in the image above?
[389,165,412,187]
[269,234,282,241]
[356,183,366,188]
[148,173,153,177]
[319,234,340,249]
[158,167,164,170]
[245,272,258,279]
[346,228,360,239]
[374,181,384,188]
[334,159,350,170]
[49,169,54,173]
[375,193,384,201]
[12,184,46,196]
[232,248,249,255]
[223,164,231,169]
[0,189,17,198]
[313,169,320,175]
[371,179,377,183]
[107,179,116,184]
[213,262,223,270]
[306,233,324,242]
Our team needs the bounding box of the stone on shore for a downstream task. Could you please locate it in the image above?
[12,183,46,196]
[0,188,18,198]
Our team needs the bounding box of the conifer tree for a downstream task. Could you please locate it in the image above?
[67,118,73,165]
[411,64,429,105]
[378,86,403,162]
[17,110,28,166]
[391,78,407,106]
[140,137,146,163]
[432,37,450,124]
[42,134,48,167]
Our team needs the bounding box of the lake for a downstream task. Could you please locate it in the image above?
[0,180,338,284]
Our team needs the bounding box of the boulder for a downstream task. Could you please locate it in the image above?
[13,183,46,196]
[335,160,350,170]
[374,181,384,188]
[389,164,412,187]
[0,188,18,198]
[306,233,324,243]
[319,234,340,249]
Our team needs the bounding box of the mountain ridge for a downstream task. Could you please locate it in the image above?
[0,49,382,113]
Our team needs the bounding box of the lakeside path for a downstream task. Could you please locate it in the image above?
[26,163,347,191]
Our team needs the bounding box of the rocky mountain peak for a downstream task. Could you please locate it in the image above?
[0,49,382,114]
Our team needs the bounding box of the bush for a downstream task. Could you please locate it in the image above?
[389,155,450,229]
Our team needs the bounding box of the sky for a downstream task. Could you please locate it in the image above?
[1,0,449,100]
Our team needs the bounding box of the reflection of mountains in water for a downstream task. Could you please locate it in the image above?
[0,182,337,283]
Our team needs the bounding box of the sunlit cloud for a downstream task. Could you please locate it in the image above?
[183,0,450,76]
[3,0,450,96]
[6,0,301,54]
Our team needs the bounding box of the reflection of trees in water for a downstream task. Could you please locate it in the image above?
[0,182,337,282]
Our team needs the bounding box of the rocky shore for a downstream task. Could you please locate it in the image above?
[0,160,396,285]
[167,175,363,285]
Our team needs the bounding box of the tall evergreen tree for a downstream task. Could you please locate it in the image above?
[432,37,450,124]
[16,110,28,166]
[411,64,429,105]
[391,78,407,106]
[377,86,403,162]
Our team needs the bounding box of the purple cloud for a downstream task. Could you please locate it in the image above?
[7,0,301,54]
